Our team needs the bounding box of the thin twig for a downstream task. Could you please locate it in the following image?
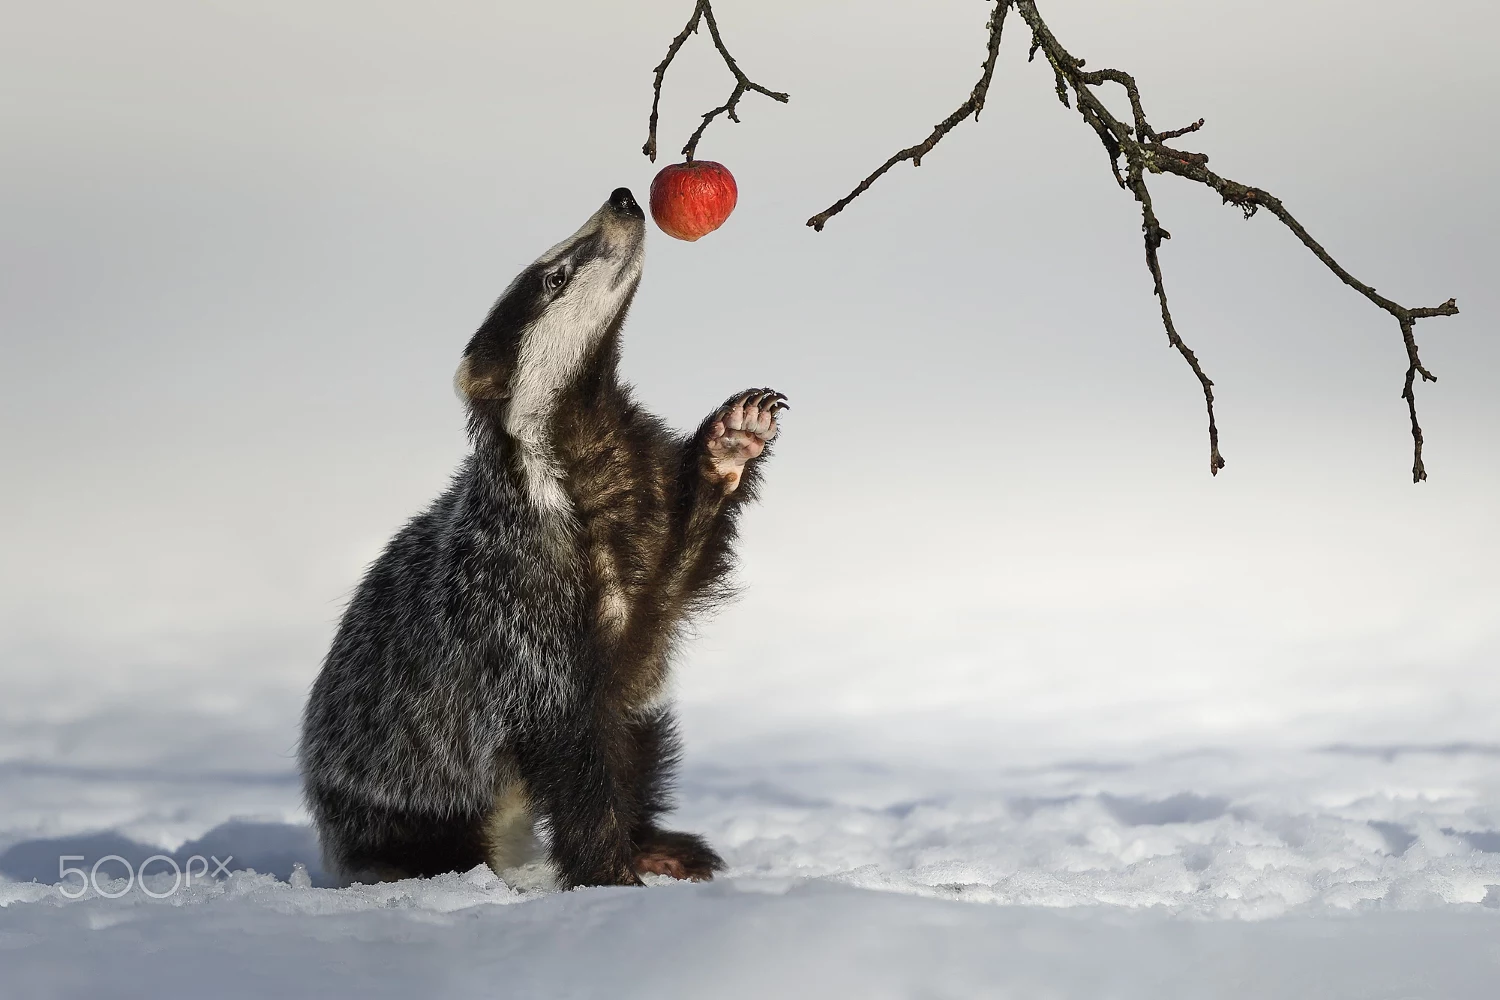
[643,5,705,163]
[1156,118,1204,141]
[642,0,789,163]
[807,2,1009,232]
[805,0,1460,481]
[1129,160,1224,474]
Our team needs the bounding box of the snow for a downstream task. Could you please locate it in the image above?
[6,873,1500,1000]
[6,728,1500,998]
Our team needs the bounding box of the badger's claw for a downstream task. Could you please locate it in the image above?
[704,388,787,492]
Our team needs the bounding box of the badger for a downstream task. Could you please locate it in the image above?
[299,187,786,888]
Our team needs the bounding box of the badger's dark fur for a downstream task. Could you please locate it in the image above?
[299,188,785,888]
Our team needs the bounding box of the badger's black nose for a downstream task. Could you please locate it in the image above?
[610,187,644,219]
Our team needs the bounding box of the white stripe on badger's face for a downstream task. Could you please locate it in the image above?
[505,202,644,517]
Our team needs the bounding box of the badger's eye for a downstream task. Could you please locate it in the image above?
[545,268,568,292]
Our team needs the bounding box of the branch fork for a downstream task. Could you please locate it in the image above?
[643,0,789,163]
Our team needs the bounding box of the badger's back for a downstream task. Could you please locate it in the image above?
[298,454,588,870]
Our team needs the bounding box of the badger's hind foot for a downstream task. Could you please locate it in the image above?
[632,828,726,881]
[704,388,787,492]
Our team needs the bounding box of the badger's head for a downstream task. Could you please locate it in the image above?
[457,187,646,442]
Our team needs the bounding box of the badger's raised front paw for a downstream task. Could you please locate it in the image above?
[633,829,725,882]
[703,388,787,492]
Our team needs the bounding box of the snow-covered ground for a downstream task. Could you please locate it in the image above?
[7,871,1500,1000]
[5,672,1500,998]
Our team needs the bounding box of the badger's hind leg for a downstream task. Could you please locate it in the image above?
[625,709,725,882]
[308,784,489,883]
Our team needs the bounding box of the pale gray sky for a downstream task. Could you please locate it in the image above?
[2,0,1496,762]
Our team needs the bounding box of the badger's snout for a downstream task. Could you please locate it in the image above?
[586,187,645,288]
[609,187,644,220]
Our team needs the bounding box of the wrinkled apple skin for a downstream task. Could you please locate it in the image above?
[650,161,738,242]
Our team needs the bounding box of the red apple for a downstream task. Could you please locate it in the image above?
[649,160,738,242]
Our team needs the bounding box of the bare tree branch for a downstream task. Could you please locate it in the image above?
[643,4,705,163]
[805,0,1460,481]
[642,0,789,163]
[1129,158,1225,474]
[805,1,1009,233]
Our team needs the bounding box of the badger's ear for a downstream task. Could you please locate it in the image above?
[454,353,508,401]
